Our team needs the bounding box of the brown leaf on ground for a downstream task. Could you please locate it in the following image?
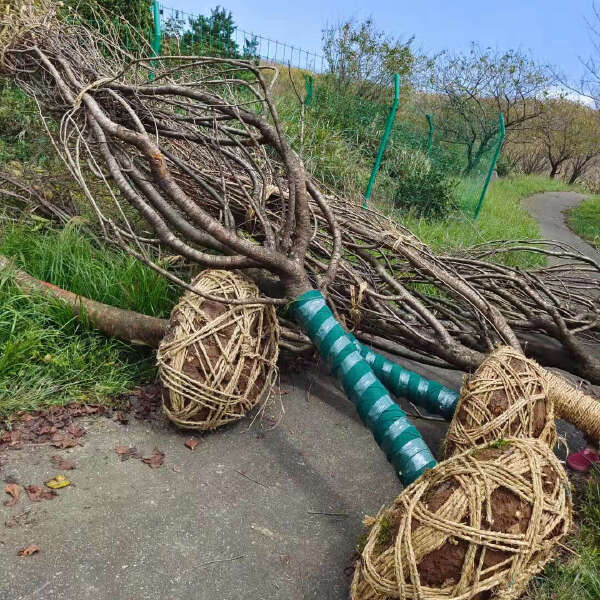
[184,438,200,451]
[18,544,40,557]
[4,483,20,507]
[115,446,141,461]
[142,448,165,468]
[1,430,21,448]
[50,455,76,470]
[25,485,57,502]
[0,403,99,450]
[50,433,80,449]
[129,384,163,421]
[67,425,86,438]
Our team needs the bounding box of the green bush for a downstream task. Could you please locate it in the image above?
[495,153,516,178]
[389,149,459,218]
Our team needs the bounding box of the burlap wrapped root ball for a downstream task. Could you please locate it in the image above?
[351,438,572,600]
[444,347,557,458]
[157,270,279,430]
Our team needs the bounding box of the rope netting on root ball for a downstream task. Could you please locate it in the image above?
[351,438,572,600]
[158,270,279,430]
[444,346,557,457]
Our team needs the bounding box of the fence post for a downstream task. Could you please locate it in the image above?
[426,113,434,155]
[304,75,314,107]
[149,0,161,80]
[473,113,505,219]
[363,73,400,208]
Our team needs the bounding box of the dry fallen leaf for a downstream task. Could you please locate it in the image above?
[184,438,200,451]
[50,433,80,449]
[50,455,75,470]
[115,446,141,461]
[67,425,86,438]
[4,483,20,507]
[142,448,165,468]
[45,474,71,489]
[18,544,40,557]
[25,485,57,502]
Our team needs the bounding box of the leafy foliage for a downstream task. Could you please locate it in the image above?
[0,223,180,318]
[390,149,459,218]
[322,17,414,102]
[163,6,241,57]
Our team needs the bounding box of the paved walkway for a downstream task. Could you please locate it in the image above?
[0,191,596,600]
[522,191,600,263]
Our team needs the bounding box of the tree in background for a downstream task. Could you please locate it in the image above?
[182,6,238,57]
[422,44,549,174]
[506,98,600,184]
[537,99,600,180]
[322,17,414,102]
[161,6,239,58]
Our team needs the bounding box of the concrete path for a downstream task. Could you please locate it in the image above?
[522,191,600,263]
[0,365,456,600]
[0,190,596,600]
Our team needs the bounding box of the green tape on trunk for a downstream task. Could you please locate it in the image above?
[347,335,459,420]
[291,290,436,485]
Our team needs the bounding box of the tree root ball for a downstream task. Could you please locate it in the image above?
[157,270,279,430]
[444,346,557,458]
[351,438,572,600]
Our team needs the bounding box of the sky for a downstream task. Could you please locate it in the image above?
[161,0,599,82]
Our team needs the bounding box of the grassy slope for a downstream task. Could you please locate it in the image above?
[378,175,580,268]
[568,195,600,249]
[0,224,181,419]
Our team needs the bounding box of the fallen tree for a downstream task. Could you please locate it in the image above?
[1,1,600,385]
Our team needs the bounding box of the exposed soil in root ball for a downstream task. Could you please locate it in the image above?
[351,438,572,600]
[444,347,557,457]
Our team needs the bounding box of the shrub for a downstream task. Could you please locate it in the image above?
[390,149,459,218]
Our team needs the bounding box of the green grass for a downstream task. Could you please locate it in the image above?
[376,175,581,269]
[0,223,180,318]
[0,271,155,419]
[527,472,600,600]
[0,223,181,419]
[568,196,600,249]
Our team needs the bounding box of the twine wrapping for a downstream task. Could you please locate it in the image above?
[444,346,557,457]
[351,438,572,600]
[546,370,600,441]
[157,270,279,430]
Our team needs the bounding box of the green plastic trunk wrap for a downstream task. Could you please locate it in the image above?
[291,290,436,485]
[348,335,459,420]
